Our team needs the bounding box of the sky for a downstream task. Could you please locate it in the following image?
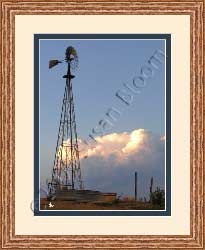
[39,39,165,199]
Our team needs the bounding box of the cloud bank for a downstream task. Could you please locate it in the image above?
[79,129,165,198]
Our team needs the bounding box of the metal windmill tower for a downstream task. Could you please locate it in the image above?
[48,46,83,195]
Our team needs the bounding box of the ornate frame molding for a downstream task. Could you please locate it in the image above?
[0,0,204,249]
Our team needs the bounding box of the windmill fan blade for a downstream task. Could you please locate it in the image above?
[49,60,61,69]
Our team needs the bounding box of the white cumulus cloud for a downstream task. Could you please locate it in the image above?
[78,129,165,198]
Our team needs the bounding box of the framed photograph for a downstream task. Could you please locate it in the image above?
[35,34,171,216]
[1,0,204,249]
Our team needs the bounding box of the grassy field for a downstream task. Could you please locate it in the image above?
[40,198,164,210]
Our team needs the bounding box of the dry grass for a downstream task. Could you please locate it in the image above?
[40,198,164,210]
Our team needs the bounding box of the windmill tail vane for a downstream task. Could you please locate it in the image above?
[49,59,62,69]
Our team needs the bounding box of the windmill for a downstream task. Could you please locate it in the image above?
[48,46,83,196]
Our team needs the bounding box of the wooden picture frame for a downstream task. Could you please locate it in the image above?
[0,0,204,249]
